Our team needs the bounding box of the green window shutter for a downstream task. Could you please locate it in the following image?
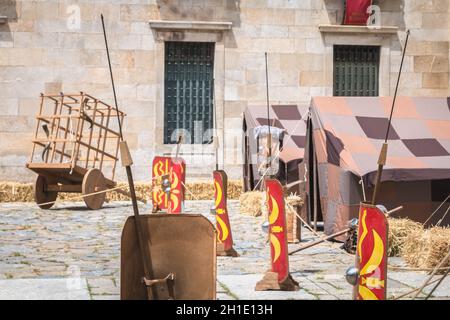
[333,45,380,97]
[164,41,215,144]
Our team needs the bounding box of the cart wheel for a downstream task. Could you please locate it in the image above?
[82,168,106,210]
[34,175,57,209]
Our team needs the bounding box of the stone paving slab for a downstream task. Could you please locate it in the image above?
[388,271,450,297]
[0,201,449,300]
[91,295,120,300]
[216,292,235,300]
[0,278,90,300]
[218,274,317,300]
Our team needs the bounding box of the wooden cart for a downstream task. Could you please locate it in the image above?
[26,92,125,210]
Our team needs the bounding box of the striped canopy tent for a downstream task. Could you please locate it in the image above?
[242,105,308,191]
[303,96,450,238]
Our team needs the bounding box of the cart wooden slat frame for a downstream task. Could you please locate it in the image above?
[26,92,125,210]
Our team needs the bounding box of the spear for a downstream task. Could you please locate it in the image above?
[101,14,157,300]
[371,30,410,205]
[212,77,219,171]
[264,52,272,175]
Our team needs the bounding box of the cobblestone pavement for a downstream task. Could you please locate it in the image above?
[0,200,449,300]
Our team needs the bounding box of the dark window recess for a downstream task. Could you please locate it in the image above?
[431,179,450,203]
[333,45,380,97]
[164,41,215,144]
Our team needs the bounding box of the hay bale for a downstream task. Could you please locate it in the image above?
[183,180,242,200]
[425,227,450,270]
[239,191,265,217]
[105,183,152,202]
[239,191,304,218]
[185,182,213,200]
[0,182,33,202]
[403,226,450,271]
[227,180,243,200]
[0,179,243,203]
[387,218,422,257]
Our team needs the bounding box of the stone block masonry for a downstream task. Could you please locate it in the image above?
[0,0,449,182]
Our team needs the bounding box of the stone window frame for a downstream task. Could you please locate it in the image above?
[150,21,232,161]
[319,24,399,97]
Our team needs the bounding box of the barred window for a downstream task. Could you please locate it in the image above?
[164,41,215,144]
[333,45,380,96]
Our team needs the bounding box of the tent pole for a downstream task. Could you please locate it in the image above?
[285,165,288,187]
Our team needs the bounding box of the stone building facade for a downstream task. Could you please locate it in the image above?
[0,0,449,182]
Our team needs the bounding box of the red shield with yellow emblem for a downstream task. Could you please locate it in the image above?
[355,203,388,300]
[266,179,289,283]
[151,156,185,213]
[152,156,170,211]
[168,158,185,214]
[213,170,237,256]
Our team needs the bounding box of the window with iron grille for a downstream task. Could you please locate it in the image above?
[164,41,215,144]
[333,45,380,96]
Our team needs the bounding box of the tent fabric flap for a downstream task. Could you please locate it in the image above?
[310,96,450,184]
[302,96,450,238]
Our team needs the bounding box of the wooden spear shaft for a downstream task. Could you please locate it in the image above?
[289,228,351,255]
[265,52,271,162]
[101,14,157,300]
[212,78,219,171]
[371,30,410,205]
[289,206,403,256]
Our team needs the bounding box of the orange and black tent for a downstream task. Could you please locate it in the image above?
[302,96,450,238]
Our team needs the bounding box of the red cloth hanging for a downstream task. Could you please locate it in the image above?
[343,0,372,25]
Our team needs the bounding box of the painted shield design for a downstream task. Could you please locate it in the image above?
[152,156,185,213]
[168,159,185,214]
[356,203,388,300]
[266,179,289,283]
[213,170,234,250]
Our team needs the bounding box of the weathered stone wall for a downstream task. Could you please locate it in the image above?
[401,0,450,96]
[0,0,449,182]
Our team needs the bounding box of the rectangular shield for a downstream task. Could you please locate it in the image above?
[355,202,388,300]
[121,214,217,300]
